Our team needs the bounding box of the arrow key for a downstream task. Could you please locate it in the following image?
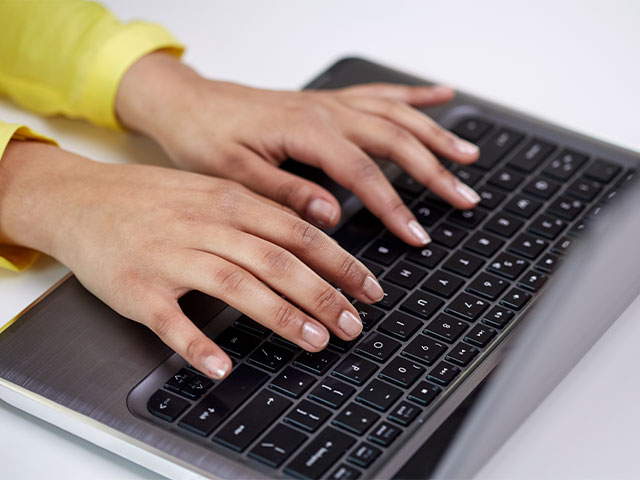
[147,390,190,422]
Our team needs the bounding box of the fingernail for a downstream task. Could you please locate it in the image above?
[302,322,329,348]
[307,198,337,227]
[454,138,479,155]
[338,310,362,337]
[456,181,481,204]
[363,275,384,302]
[204,355,229,379]
[408,220,431,245]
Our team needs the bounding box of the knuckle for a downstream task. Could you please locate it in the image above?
[357,158,383,184]
[184,336,203,364]
[213,184,242,216]
[214,267,248,296]
[313,285,341,314]
[291,220,321,250]
[150,308,173,339]
[338,254,364,286]
[273,302,298,331]
[261,247,296,275]
[275,179,308,208]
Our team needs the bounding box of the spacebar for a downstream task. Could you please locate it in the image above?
[178,364,269,436]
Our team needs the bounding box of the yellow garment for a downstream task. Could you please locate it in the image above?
[0,0,183,271]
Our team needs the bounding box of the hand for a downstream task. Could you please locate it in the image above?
[0,141,383,378]
[116,52,481,246]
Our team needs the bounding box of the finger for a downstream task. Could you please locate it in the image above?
[176,250,335,349]
[144,295,232,379]
[337,83,455,106]
[193,229,365,340]
[220,146,341,227]
[284,126,431,246]
[342,95,479,163]
[339,112,480,210]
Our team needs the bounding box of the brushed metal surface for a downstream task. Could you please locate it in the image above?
[0,57,638,480]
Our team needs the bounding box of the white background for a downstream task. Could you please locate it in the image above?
[0,1,639,478]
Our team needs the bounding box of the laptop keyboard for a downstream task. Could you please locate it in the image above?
[142,115,634,479]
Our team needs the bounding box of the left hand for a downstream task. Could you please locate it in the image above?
[116,52,481,246]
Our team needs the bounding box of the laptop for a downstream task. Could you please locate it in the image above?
[0,57,638,480]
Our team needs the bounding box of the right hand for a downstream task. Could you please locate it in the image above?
[0,141,384,379]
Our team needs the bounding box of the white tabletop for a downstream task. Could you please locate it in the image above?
[1,1,639,478]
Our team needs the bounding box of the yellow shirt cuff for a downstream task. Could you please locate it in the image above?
[0,121,57,272]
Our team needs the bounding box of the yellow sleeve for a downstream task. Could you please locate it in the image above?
[0,0,184,129]
[0,120,57,272]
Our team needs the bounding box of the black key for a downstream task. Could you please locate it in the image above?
[284,399,331,432]
[164,368,195,394]
[442,250,484,278]
[452,117,492,142]
[412,201,446,227]
[482,306,515,329]
[328,334,359,353]
[548,195,585,221]
[448,208,488,229]
[178,364,268,436]
[271,334,301,351]
[446,342,479,366]
[294,350,339,375]
[401,291,445,320]
[446,293,489,321]
[379,357,425,388]
[504,195,542,219]
[466,272,508,300]
[536,252,560,273]
[453,166,484,187]
[566,178,602,202]
[248,342,294,372]
[309,378,356,409]
[180,374,214,400]
[368,422,402,447]
[528,214,567,240]
[569,219,588,236]
[362,239,403,266]
[234,315,270,337]
[348,442,382,468]
[586,203,606,220]
[487,168,524,191]
[507,233,548,259]
[431,223,467,248]
[147,390,190,422]
[270,367,316,398]
[421,270,465,298]
[352,302,385,332]
[475,128,524,170]
[376,281,405,310]
[552,236,574,255]
[463,231,504,258]
[484,213,523,238]
[584,159,621,183]
[286,427,356,479]
[500,288,532,310]
[378,311,422,340]
[213,390,291,451]
[404,244,447,269]
[383,261,427,289]
[356,379,403,411]
[464,325,497,348]
[476,184,506,210]
[334,208,384,254]
[393,172,424,197]
[488,252,529,280]
[523,176,560,200]
[388,401,422,426]
[408,381,441,406]
[424,312,469,343]
[333,403,380,435]
[356,332,401,363]
[518,270,547,292]
[249,424,308,468]
[333,354,378,386]
[360,260,384,277]
[543,149,588,181]
[330,464,362,480]
[507,138,556,172]
[215,327,261,358]
[427,361,461,386]
[402,335,446,365]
